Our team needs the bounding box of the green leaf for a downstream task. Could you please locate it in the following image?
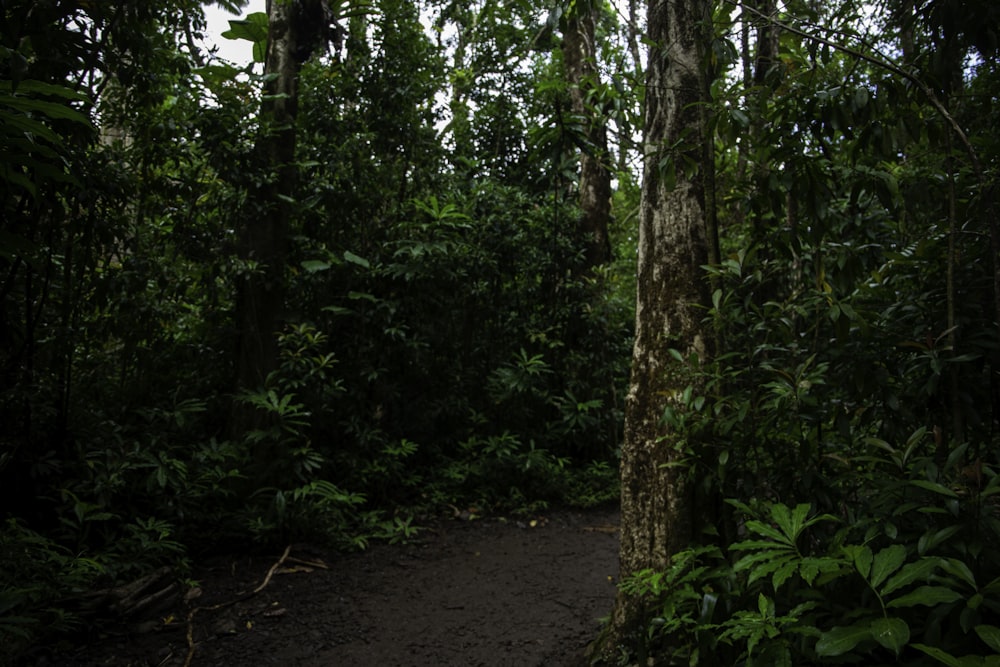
[343,250,370,269]
[870,617,910,654]
[780,503,813,538]
[222,13,268,42]
[221,12,269,63]
[4,79,86,101]
[661,155,677,190]
[852,545,874,579]
[1,110,62,144]
[815,624,871,657]
[194,63,242,87]
[854,87,870,109]
[983,576,1000,596]
[911,643,963,666]
[911,479,959,498]
[940,558,978,589]
[798,556,840,585]
[745,519,792,545]
[910,646,999,666]
[747,554,798,586]
[865,436,896,455]
[321,305,353,316]
[887,585,963,608]
[732,549,789,573]
[772,558,798,590]
[871,544,907,588]
[712,288,723,312]
[0,165,34,198]
[2,96,91,124]
[882,557,940,596]
[757,592,773,616]
[728,540,781,555]
[920,525,963,555]
[974,625,1000,653]
[301,259,331,272]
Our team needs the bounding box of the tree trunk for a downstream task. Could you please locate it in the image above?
[563,0,612,269]
[589,0,714,659]
[447,4,476,167]
[234,0,324,427]
[748,0,780,254]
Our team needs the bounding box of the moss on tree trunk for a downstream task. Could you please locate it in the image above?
[589,0,715,660]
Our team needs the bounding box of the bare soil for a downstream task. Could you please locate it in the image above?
[36,506,620,667]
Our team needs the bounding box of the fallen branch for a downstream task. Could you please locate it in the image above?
[582,524,619,534]
[182,545,292,667]
[285,555,329,570]
[70,566,179,632]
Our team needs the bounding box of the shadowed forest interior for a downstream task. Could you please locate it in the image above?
[3,0,1000,664]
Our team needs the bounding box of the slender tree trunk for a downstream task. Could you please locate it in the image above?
[898,0,915,65]
[627,0,644,79]
[563,0,612,269]
[234,0,323,422]
[988,185,1000,451]
[448,4,475,167]
[944,134,964,445]
[589,0,715,660]
[752,0,779,85]
[749,0,779,253]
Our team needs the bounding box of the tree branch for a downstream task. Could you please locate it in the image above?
[732,0,983,178]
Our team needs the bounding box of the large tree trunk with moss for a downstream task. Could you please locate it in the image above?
[589,0,714,659]
[563,0,612,269]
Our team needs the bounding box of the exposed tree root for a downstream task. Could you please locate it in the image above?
[182,545,292,667]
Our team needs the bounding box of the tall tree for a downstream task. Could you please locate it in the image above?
[563,0,613,269]
[235,0,328,403]
[590,0,715,658]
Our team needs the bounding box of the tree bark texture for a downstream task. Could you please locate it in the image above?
[233,0,329,449]
[591,0,714,658]
[751,0,779,85]
[563,0,613,269]
[235,0,318,397]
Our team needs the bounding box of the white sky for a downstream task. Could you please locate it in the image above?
[202,1,266,66]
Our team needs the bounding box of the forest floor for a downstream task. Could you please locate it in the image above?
[38,505,620,667]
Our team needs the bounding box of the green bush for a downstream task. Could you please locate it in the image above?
[0,520,104,659]
[627,433,1000,665]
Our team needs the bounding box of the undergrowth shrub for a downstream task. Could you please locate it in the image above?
[0,520,103,659]
[291,189,631,514]
[624,431,1000,666]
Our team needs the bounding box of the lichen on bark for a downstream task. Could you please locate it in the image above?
[588,0,715,661]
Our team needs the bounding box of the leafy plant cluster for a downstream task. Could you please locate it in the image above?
[0,0,635,658]
[613,0,1000,663]
[626,453,1000,666]
[296,184,630,512]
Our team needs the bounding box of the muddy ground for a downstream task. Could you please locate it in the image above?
[35,506,620,666]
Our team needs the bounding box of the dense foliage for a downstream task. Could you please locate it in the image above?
[610,0,1000,664]
[0,0,633,657]
[2,0,999,663]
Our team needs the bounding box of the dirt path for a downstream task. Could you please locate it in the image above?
[49,506,620,666]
